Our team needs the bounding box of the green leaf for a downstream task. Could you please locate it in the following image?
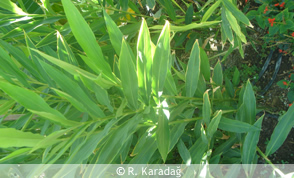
[78,74,113,112]
[103,10,123,55]
[0,100,15,115]
[221,7,234,44]
[66,119,115,163]
[185,40,201,97]
[185,4,194,24]
[56,31,78,65]
[0,47,31,88]
[222,0,250,26]
[232,67,240,86]
[97,114,142,163]
[129,133,157,164]
[0,148,31,163]
[219,117,260,133]
[61,0,115,82]
[0,128,44,148]
[169,123,188,152]
[224,8,246,43]
[119,39,138,110]
[212,60,223,86]
[0,81,79,127]
[200,48,210,81]
[0,0,27,15]
[189,138,208,164]
[202,0,221,22]
[156,107,170,162]
[242,80,256,125]
[242,115,264,164]
[152,21,170,96]
[164,70,178,96]
[177,139,191,164]
[52,88,87,113]
[207,110,222,139]
[203,90,211,125]
[137,18,153,104]
[149,21,221,32]
[39,60,105,118]
[225,76,234,98]
[163,0,176,21]
[266,105,294,156]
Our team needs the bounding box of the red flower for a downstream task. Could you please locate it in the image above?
[292,32,294,37]
[264,6,268,14]
[289,74,292,78]
[267,31,269,34]
[268,18,275,27]
[280,2,285,8]
[289,103,292,107]
[274,3,279,6]
[279,49,283,53]
[245,0,248,3]
[283,81,288,85]
[283,51,287,54]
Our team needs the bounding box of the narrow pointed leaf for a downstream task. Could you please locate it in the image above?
[186,40,201,97]
[137,18,152,104]
[0,81,78,127]
[0,128,44,148]
[242,115,264,163]
[219,117,260,133]
[152,21,170,96]
[207,110,222,139]
[103,10,123,55]
[212,60,223,86]
[156,107,170,162]
[202,0,221,22]
[222,0,250,26]
[119,39,138,110]
[266,105,294,156]
[61,0,115,82]
[203,90,211,125]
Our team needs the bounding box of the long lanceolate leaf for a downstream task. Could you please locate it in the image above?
[61,0,115,82]
[185,40,201,97]
[119,39,138,110]
[152,21,170,97]
[242,115,264,164]
[103,10,123,56]
[266,105,294,156]
[0,128,44,148]
[156,106,170,162]
[38,61,106,118]
[137,18,153,105]
[0,81,79,127]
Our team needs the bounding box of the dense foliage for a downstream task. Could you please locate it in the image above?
[0,0,293,172]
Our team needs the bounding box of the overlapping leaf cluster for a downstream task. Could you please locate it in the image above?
[0,0,293,170]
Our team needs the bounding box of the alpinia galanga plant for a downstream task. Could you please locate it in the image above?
[0,0,293,175]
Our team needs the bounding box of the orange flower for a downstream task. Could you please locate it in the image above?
[280,2,285,8]
[268,18,275,27]
[264,6,268,14]
[245,0,248,3]
[279,49,283,53]
[289,74,292,78]
[267,31,269,34]
[283,81,288,85]
[289,103,292,107]
[292,32,294,37]
[274,3,279,6]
